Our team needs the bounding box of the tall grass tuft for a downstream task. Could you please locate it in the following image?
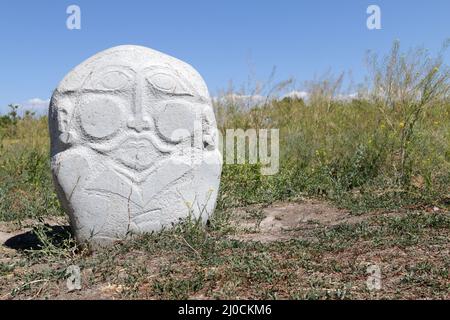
[0,41,449,221]
[215,41,450,213]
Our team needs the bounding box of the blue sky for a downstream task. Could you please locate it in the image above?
[0,0,449,114]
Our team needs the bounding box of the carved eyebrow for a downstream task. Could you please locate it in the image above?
[82,65,137,89]
[140,65,177,75]
[141,66,196,96]
[96,65,137,76]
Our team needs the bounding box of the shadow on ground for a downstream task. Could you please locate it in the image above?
[4,225,72,250]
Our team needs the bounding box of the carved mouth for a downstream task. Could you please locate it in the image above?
[110,136,165,171]
[122,137,152,149]
[86,130,176,173]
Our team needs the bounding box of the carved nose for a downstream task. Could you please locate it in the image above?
[127,118,150,132]
[128,78,151,132]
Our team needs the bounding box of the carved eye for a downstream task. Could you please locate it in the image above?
[98,71,131,90]
[147,73,192,96]
[79,98,124,139]
[155,103,196,143]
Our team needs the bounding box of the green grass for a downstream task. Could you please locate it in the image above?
[216,92,450,213]
[0,116,63,222]
[1,210,448,299]
[0,42,449,299]
[1,82,449,221]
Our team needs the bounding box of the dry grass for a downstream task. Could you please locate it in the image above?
[0,41,449,300]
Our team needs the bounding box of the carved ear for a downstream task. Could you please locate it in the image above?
[49,92,79,151]
[201,104,219,150]
[59,132,74,145]
[49,93,73,134]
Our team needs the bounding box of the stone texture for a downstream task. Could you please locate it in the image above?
[49,45,222,247]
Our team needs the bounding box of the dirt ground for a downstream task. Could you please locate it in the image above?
[228,199,372,242]
[1,199,362,249]
[1,199,449,300]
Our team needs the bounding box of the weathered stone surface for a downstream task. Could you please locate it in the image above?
[49,45,222,247]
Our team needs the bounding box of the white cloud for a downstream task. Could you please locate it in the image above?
[213,91,310,108]
[20,97,50,116]
[212,90,360,108]
[335,92,358,101]
[26,98,50,106]
[281,90,309,100]
[213,93,268,109]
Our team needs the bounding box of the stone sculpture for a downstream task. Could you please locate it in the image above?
[49,45,222,247]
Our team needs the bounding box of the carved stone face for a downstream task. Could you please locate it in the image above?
[49,45,222,247]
